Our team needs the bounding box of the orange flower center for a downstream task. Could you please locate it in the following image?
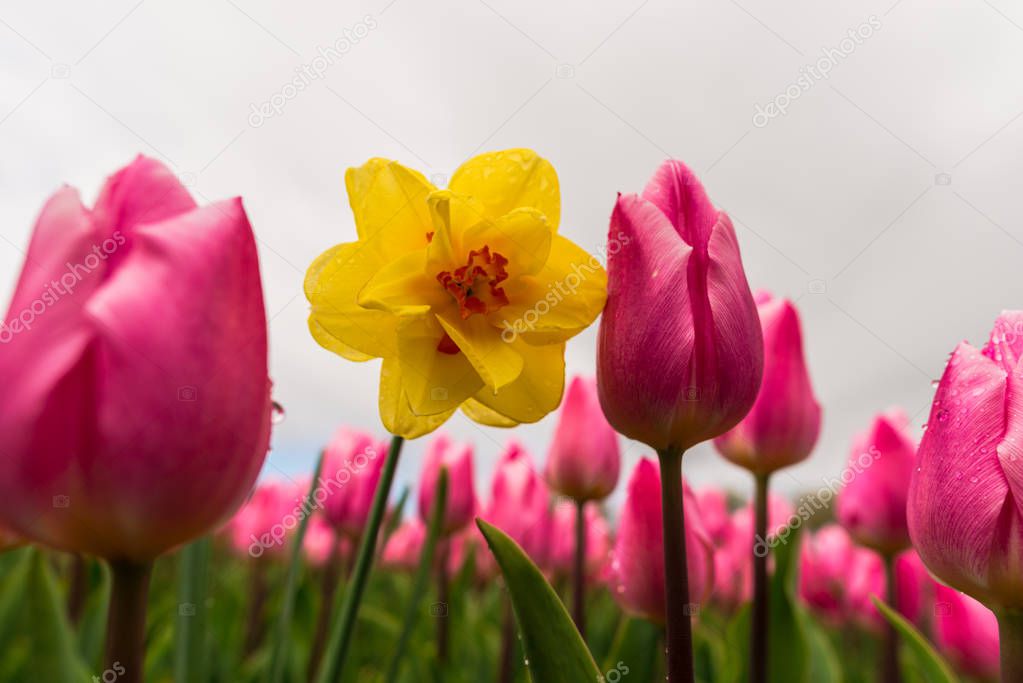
[435,245,509,355]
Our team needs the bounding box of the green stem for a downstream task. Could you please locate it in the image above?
[751,474,769,683]
[436,537,450,664]
[657,447,694,683]
[573,499,587,639]
[67,553,88,625]
[317,435,405,683]
[307,535,344,682]
[174,538,211,683]
[105,559,153,683]
[998,608,1023,682]
[882,553,900,683]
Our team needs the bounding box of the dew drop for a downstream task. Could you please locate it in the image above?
[970,476,979,483]
[271,400,286,424]
[936,409,949,423]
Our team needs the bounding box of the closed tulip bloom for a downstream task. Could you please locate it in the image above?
[546,500,611,578]
[320,428,389,538]
[837,408,917,556]
[714,292,821,475]
[798,524,885,630]
[418,433,476,535]
[226,479,303,559]
[0,156,271,561]
[608,458,713,623]
[712,494,794,607]
[545,376,620,502]
[304,516,350,568]
[481,441,551,565]
[597,160,762,453]
[909,312,1023,612]
[381,519,426,572]
[934,585,1000,679]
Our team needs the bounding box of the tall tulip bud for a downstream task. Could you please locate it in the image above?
[481,441,551,566]
[607,458,714,623]
[909,312,1023,612]
[418,433,476,535]
[545,376,620,502]
[597,160,762,453]
[714,292,821,475]
[837,408,916,556]
[0,156,271,561]
[320,428,389,539]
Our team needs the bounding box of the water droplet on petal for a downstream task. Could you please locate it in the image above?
[271,401,286,424]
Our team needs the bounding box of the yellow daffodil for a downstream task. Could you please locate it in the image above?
[305,149,607,438]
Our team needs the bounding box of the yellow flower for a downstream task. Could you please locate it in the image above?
[305,149,607,438]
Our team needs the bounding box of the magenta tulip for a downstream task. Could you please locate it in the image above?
[596,160,762,453]
[714,291,821,475]
[418,433,476,535]
[0,156,271,562]
[545,375,620,502]
[225,479,304,559]
[711,494,793,608]
[798,524,885,630]
[546,499,611,578]
[934,585,1000,679]
[481,441,551,566]
[303,516,351,569]
[381,519,427,572]
[319,427,389,538]
[837,408,916,556]
[607,458,713,624]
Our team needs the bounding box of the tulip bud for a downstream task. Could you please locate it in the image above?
[597,160,762,453]
[225,479,304,559]
[320,428,389,538]
[546,500,612,579]
[607,458,714,623]
[798,524,885,630]
[711,493,793,607]
[0,156,271,561]
[933,585,1000,679]
[714,292,821,475]
[303,516,350,568]
[418,433,476,535]
[837,408,917,556]
[381,519,426,572]
[481,441,551,566]
[544,376,620,502]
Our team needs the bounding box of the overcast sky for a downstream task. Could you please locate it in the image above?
[2,0,1023,514]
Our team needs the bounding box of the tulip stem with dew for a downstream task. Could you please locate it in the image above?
[307,535,344,681]
[998,608,1023,682]
[656,447,694,683]
[882,553,900,683]
[751,473,770,683]
[105,559,152,683]
[436,536,450,664]
[572,498,587,638]
[317,435,405,683]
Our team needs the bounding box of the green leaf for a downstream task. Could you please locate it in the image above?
[476,519,600,683]
[870,597,958,683]
[603,617,660,683]
[76,559,111,668]
[801,611,842,683]
[174,537,212,683]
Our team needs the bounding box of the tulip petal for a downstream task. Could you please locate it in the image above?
[470,340,565,424]
[641,159,717,249]
[449,148,560,228]
[92,155,197,246]
[982,310,1023,373]
[345,158,435,258]
[379,357,456,439]
[395,315,484,415]
[436,311,523,391]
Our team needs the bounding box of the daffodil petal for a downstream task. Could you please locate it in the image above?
[346,159,435,259]
[463,208,552,278]
[379,357,454,439]
[308,316,373,361]
[358,250,448,314]
[426,190,489,272]
[436,311,523,391]
[489,234,607,344]
[461,398,518,427]
[470,340,566,424]
[305,241,399,358]
[395,316,485,415]
[449,149,560,228]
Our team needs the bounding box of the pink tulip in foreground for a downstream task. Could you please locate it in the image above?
[545,376,620,502]
[597,160,761,682]
[608,458,713,624]
[418,433,476,535]
[320,428,389,538]
[934,585,1000,680]
[0,156,271,682]
[908,312,1023,680]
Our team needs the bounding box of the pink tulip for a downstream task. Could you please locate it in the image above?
[0,156,271,561]
[711,494,794,607]
[909,312,1023,611]
[934,585,1000,679]
[694,488,732,546]
[894,549,936,628]
[381,519,426,572]
[798,524,885,630]
[597,160,762,453]
[607,458,714,623]
[714,292,821,475]
[837,408,917,556]
[303,516,350,568]
[418,433,476,535]
[546,500,612,579]
[319,427,389,539]
[481,441,552,566]
[225,479,304,559]
[544,376,620,502]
